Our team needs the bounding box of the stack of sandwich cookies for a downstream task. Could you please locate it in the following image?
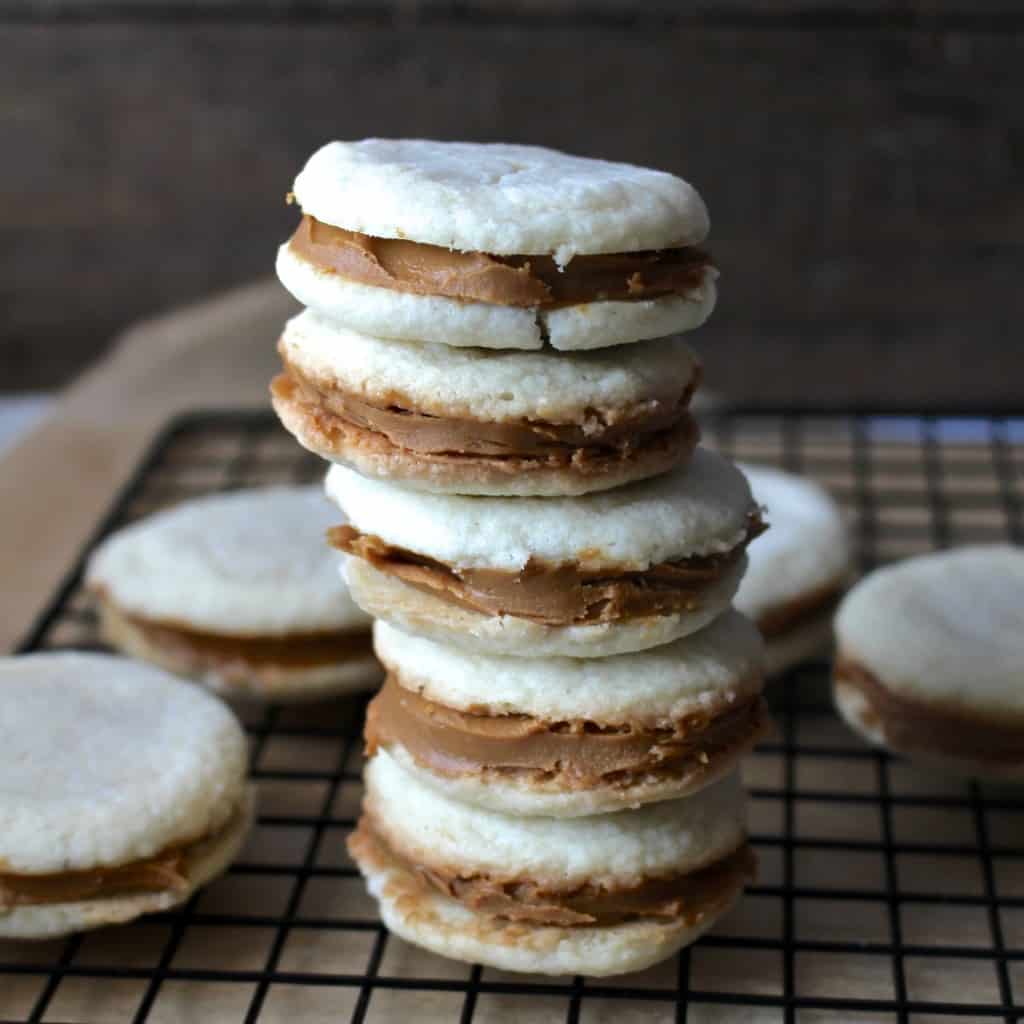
[0,653,253,939]
[270,139,768,976]
[87,486,377,702]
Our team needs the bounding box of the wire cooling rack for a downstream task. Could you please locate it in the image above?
[3,407,1024,1024]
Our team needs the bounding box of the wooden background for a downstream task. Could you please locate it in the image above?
[2,1,1022,405]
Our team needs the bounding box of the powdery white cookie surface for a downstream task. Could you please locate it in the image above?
[87,485,370,636]
[375,612,763,725]
[0,653,247,873]
[277,245,716,352]
[544,276,717,351]
[345,557,743,658]
[366,749,745,886]
[0,789,255,940]
[836,546,1024,719]
[358,849,735,977]
[281,309,698,423]
[292,139,709,261]
[327,448,755,571]
[735,464,852,623]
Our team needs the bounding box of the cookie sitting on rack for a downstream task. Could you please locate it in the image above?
[735,464,852,675]
[834,545,1024,777]
[87,486,378,701]
[349,746,753,977]
[0,653,254,940]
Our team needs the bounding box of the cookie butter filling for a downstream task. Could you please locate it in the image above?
[288,215,713,308]
[0,801,245,911]
[329,516,763,627]
[98,595,372,671]
[366,672,767,787]
[835,657,1024,763]
[273,355,700,463]
[350,818,754,927]
[0,851,188,911]
[757,579,847,640]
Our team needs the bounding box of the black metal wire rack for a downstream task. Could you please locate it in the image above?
[3,407,1024,1024]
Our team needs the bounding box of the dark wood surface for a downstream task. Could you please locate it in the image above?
[2,5,1022,403]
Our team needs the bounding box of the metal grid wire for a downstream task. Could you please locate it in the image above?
[2,407,1024,1024]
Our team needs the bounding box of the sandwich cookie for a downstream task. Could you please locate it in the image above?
[349,748,753,976]
[735,465,852,675]
[834,545,1024,777]
[326,448,763,658]
[273,309,701,497]
[87,486,377,701]
[277,139,717,352]
[368,613,768,817]
[0,653,253,939]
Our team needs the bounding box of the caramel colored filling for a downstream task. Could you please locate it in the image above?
[367,672,767,788]
[329,517,763,627]
[757,580,846,640]
[275,350,700,463]
[120,608,372,672]
[350,817,754,927]
[288,215,712,308]
[0,848,188,910]
[835,657,1024,763]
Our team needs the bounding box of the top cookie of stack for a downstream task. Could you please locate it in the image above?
[273,139,716,496]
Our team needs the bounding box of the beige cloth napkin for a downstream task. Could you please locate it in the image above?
[0,279,295,653]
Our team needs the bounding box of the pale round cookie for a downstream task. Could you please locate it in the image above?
[87,486,366,635]
[327,449,758,657]
[292,139,710,260]
[374,613,762,723]
[328,448,754,572]
[366,749,745,888]
[834,545,1024,777]
[349,750,750,976]
[371,614,766,816]
[0,653,254,939]
[735,464,852,674]
[276,243,717,352]
[275,309,701,496]
[86,486,378,700]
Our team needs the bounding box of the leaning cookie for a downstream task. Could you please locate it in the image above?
[326,448,763,658]
[277,139,717,352]
[834,545,1024,778]
[86,486,377,701]
[272,310,701,497]
[0,653,253,939]
[369,614,767,817]
[735,465,852,675]
[349,749,753,977]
